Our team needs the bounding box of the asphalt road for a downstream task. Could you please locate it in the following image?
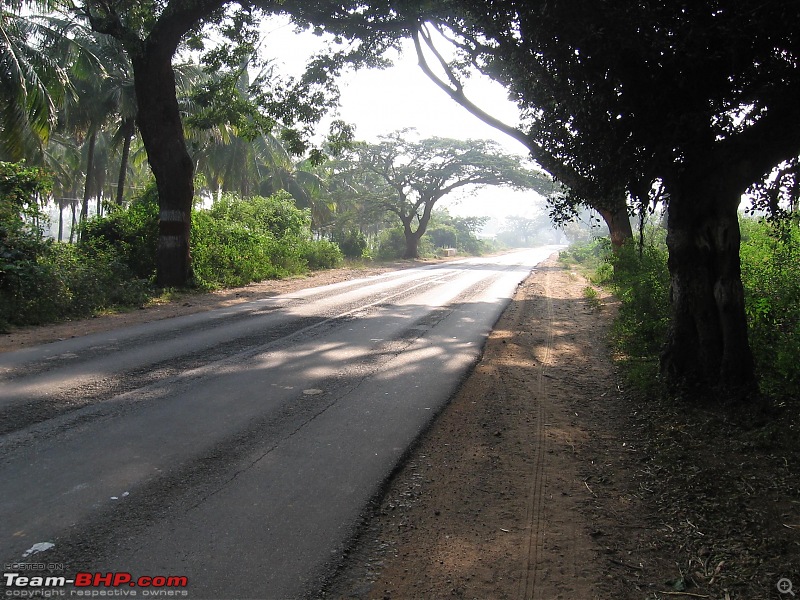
[0,247,559,599]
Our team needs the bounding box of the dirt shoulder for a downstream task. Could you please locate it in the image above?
[323,254,631,599]
[324,255,800,600]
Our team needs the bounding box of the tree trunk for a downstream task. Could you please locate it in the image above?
[116,118,134,206]
[401,201,435,259]
[402,220,421,259]
[131,51,194,287]
[660,175,756,398]
[403,233,420,258]
[80,131,97,233]
[69,200,77,244]
[597,202,633,249]
[57,200,64,242]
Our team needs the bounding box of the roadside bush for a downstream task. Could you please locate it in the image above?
[375,227,433,260]
[608,237,670,361]
[375,227,407,260]
[333,229,368,259]
[740,217,800,397]
[426,225,458,249]
[300,239,343,270]
[1,226,151,327]
[191,193,339,287]
[565,232,669,392]
[581,220,800,400]
[79,184,159,279]
[207,191,308,238]
[191,211,289,287]
[560,237,611,269]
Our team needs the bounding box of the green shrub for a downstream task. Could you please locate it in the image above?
[190,193,331,288]
[426,225,458,249]
[560,237,611,268]
[375,227,433,260]
[207,191,309,238]
[375,228,407,260]
[300,239,343,270]
[587,219,800,400]
[333,229,368,259]
[739,217,800,397]
[608,237,670,360]
[191,211,287,288]
[567,233,669,393]
[79,185,159,279]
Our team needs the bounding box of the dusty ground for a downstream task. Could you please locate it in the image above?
[3,254,798,599]
[323,255,630,600]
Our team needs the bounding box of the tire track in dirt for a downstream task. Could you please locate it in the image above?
[520,265,554,599]
[323,255,610,600]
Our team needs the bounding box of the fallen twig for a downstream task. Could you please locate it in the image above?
[608,558,643,571]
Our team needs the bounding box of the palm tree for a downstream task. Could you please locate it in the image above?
[0,5,72,160]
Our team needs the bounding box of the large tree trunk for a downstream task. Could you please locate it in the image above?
[402,221,421,259]
[403,233,420,258]
[660,174,756,398]
[131,52,194,287]
[400,202,435,259]
[597,202,633,249]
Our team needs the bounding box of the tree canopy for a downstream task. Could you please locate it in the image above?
[407,0,800,396]
[337,131,551,258]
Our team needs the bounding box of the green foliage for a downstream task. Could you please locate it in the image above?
[0,161,51,223]
[739,217,800,397]
[426,224,458,249]
[582,219,800,399]
[191,192,341,288]
[2,184,346,326]
[607,236,671,361]
[206,191,309,239]
[427,210,490,255]
[375,227,407,261]
[332,229,368,259]
[79,184,159,279]
[570,232,670,393]
[374,227,434,261]
[191,210,295,287]
[559,238,611,269]
[299,238,343,270]
[0,223,151,328]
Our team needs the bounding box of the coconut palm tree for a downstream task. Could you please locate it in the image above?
[0,5,72,160]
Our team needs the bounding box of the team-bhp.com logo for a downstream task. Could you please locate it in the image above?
[4,572,189,597]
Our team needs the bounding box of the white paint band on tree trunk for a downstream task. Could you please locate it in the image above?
[159,209,186,222]
[159,235,185,248]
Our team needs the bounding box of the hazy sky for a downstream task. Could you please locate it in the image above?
[261,17,549,226]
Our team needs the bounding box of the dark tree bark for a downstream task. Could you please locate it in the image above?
[115,117,135,206]
[86,0,233,287]
[57,199,64,242]
[402,224,421,259]
[660,171,756,396]
[597,203,633,249]
[130,51,195,287]
[399,198,435,259]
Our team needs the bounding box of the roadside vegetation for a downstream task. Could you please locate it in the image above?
[562,215,800,402]
[0,158,511,330]
[561,218,800,598]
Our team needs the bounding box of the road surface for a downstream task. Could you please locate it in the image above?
[0,247,559,599]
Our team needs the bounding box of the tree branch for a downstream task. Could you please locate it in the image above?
[413,22,532,151]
